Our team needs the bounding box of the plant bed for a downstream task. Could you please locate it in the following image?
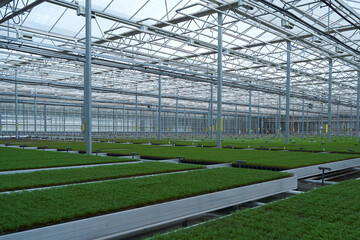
[151,179,360,240]
[2,140,358,169]
[0,168,290,234]
[0,147,138,171]
[0,162,203,192]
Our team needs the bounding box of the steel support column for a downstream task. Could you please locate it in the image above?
[301,98,305,137]
[306,106,309,135]
[216,12,223,148]
[158,75,162,140]
[356,71,360,141]
[235,105,238,135]
[249,90,252,137]
[184,109,186,133]
[350,105,353,136]
[44,104,47,134]
[327,59,332,142]
[135,92,138,137]
[34,92,37,133]
[278,94,281,138]
[112,108,115,139]
[257,98,260,136]
[176,94,179,137]
[84,0,92,154]
[285,41,291,144]
[123,105,125,134]
[15,74,18,139]
[0,101,1,135]
[63,105,66,132]
[321,103,324,137]
[210,83,214,139]
[337,103,340,136]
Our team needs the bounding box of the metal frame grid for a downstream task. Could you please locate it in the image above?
[0,0,359,149]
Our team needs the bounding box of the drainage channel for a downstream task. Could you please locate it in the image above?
[122,166,360,240]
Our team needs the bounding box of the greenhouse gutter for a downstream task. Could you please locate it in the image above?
[0,176,297,240]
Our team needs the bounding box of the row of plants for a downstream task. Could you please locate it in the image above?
[1,140,358,169]
[106,146,356,169]
[4,136,360,153]
[0,168,290,233]
[115,136,360,153]
[0,140,148,152]
[151,179,360,240]
[0,147,137,171]
[0,162,203,192]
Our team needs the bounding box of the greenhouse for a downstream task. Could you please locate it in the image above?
[0,0,360,239]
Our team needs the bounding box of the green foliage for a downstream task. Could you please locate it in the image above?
[152,179,360,240]
[0,168,289,233]
[0,162,203,191]
[108,146,355,168]
[1,138,358,169]
[0,147,137,171]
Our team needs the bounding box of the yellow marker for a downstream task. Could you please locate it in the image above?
[320,129,322,134]
[212,125,214,132]
[325,124,328,133]
[221,118,223,131]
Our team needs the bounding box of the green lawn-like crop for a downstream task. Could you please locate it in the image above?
[112,136,360,153]
[2,139,359,169]
[0,168,289,233]
[0,140,150,152]
[107,146,358,169]
[3,136,360,153]
[151,179,360,240]
[0,147,137,171]
[0,162,203,191]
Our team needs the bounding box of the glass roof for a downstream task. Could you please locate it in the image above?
[0,0,360,114]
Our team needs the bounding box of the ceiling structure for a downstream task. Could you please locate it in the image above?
[0,0,359,116]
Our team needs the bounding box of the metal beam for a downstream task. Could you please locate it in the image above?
[301,97,305,137]
[176,93,178,137]
[278,94,281,138]
[15,72,18,139]
[327,59,332,143]
[210,83,213,139]
[84,0,92,154]
[285,41,291,144]
[0,0,12,8]
[0,0,46,24]
[34,91,37,133]
[135,91,138,137]
[216,12,222,148]
[249,89,252,137]
[158,75,162,140]
[357,70,360,141]
[0,39,352,107]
